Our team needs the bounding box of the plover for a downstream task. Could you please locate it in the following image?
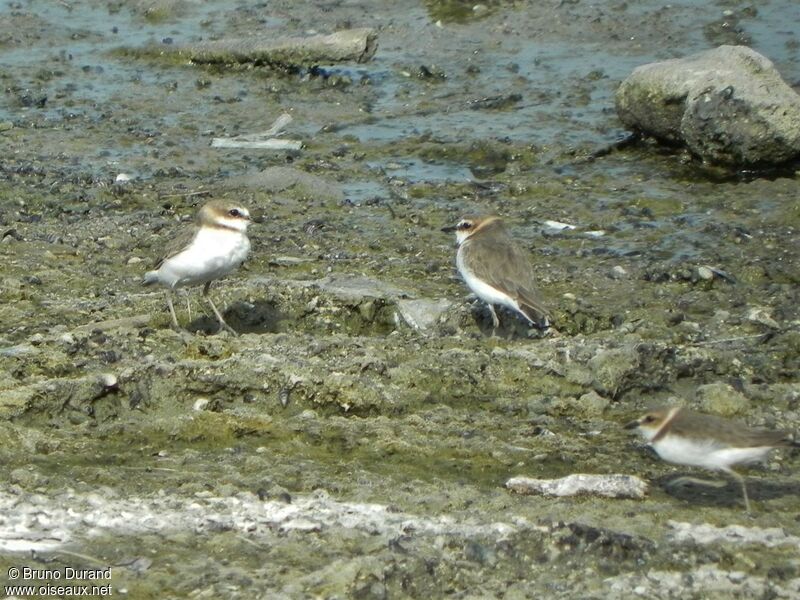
[143,200,251,335]
[625,406,797,512]
[442,215,550,331]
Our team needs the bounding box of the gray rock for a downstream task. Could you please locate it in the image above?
[616,45,800,165]
[309,274,407,303]
[576,390,611,417]
[695,382,749,417]
[586,345,640,397]
[396,298,454,332]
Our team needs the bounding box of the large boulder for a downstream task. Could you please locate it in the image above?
[615,45,800,166]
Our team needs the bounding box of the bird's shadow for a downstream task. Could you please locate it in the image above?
[470,304,546,339]
[653,471,800,509]
[187,299,283,335]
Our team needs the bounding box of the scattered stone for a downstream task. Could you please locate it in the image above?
[616,45,800,165]
[586,345,641,397]
[576,390,610,417]
[98,373,119,390]
[193,398,211,412]
[506,474,648,499]
[9,467,45,488]
[609,265,628,279]
[695,382,749,417]
[696,265,715,281]
[746,307,780,330]
[308,274,407,303]
[396,298,453,332]
[694,265,736,284]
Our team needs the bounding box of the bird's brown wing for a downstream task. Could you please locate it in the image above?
[672,410,792,448]
[462,233,550,324]
[151,226,198,269]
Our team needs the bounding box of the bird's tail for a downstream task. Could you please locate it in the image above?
[142,270,160,286]
[520,302,550,329]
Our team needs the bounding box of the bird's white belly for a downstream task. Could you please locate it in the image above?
[456,249,518,311]
[652,436,772,471]
[160,229,250,289]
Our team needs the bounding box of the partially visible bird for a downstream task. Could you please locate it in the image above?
[625,405,798,512]
[442,215,550,331]
[143,200,251,335]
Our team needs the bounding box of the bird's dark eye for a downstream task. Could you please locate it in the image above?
[228,209,241,218]
[458,221,472,230]
[643,415,655,424]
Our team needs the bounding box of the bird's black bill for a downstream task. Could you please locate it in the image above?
[441,224,457,233]
[623,420,640,430]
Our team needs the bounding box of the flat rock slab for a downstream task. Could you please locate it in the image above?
[179,28,378,67]
[396,298,454,332]
[616,45,800,166]
[507,474,648,499]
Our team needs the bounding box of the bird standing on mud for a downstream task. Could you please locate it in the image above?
[143,200,251,335]
[442,215,550,332]
[625,406,799,513]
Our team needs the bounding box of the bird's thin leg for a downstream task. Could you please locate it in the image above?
[203,282,238,336]
[165,290,180,329]
[727,469,751,514]
[487,304,500,336]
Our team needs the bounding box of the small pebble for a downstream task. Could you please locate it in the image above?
[99,373,118,389]
[193,398,211,412]
[609,265,628,279]
[696,265,714,280]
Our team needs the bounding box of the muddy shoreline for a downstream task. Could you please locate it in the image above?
[1,1,799,598]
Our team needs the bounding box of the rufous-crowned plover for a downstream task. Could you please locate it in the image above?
[143,200,251,335]
[442,215,550,332]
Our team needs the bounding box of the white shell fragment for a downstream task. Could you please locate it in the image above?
[543,220,577,231]
[506,474,648,499]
